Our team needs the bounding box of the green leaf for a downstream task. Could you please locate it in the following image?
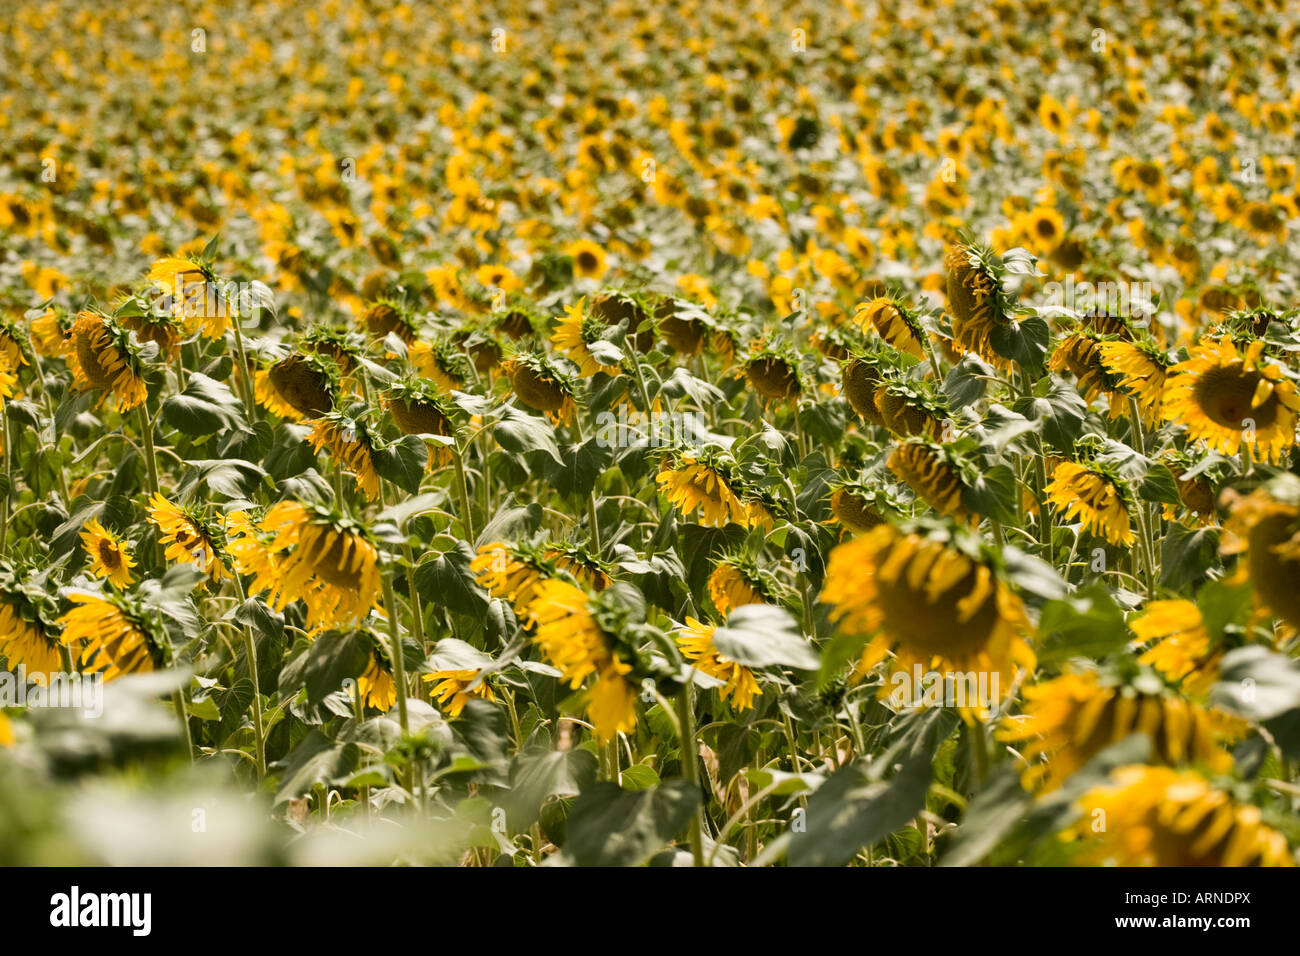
[505,748,599,830]
[372,434,427,495]
[565,779,701,866]
[181,459,271,499]
[712,604,819,670]
[943,353,994,406]
[277,630,370,706]
[413,542,490,617]
[162,372,248,438]
[1013,377,1087,451]
[618,764,661,791]
[274,731,359,804]
[494,406,563,465]
[1161,524,1220,591]
[962,463,1017,524]
[989,314,1049,373]
[1034,584,1128,666]
[544,436,613,500]
[1137,462,1182,507]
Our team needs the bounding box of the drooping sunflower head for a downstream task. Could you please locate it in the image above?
[525,579,639,742]
[854,293,927,359]
[872,378,949,440]
[1051,329,1127,418]
[707,554,774,617]
[358,648,397,713]
[147,254,229,339]
[471,540,552,618]
[742,344,803,403]
[68,310,149,411]
[655,450,773,530]
[1045,458,1136,547]
[29,307,73,359]
[551,298,623,377]
[80,518,135,588]
[1098,337,1174,425]
[503,351,578,426]
[1067,766,1294,866]
[0,570,63,681]
[1220,477,1300,630]
[544,542,612,592]
[826,482,902,536]
[58,591,164,682]
[303,324,364,375]
[260,351,339,421]
[115,292,186,362]
[590,289,656,353]
[382,377,456,467]
[307,411,383,501]
[358,298,419,345]
[262,500,382,631]
[840,347,900,426]
[887,438,972,521]
[409,338,472,393]
[1163,337,1299,464]
[998,668,1237,792]
[821,522,1035,718]
[0,314,32,371]
[455,325,507,374]
[676,616,761,711]
[944,241,1011,369]
[223,508,281,598]
[1158,448,1222,526]
[1130,600,1223,696]
[146,493,227,582]
[654,295,711,357]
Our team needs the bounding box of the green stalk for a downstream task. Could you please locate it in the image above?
[229,312,257,421]
[380,565,411,737]
[452,447,476,543]
[231,573,266,781]
[676,680,705,867]
[0,411,10,557]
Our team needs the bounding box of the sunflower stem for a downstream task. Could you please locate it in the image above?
[380,566,411,738]
[624,335,654,414]
[171,688,194,762]
[229,312,257,422]
[231,573,266,782]
[452,447,476,543]
[676,679,705,867]
[0,410,10,557]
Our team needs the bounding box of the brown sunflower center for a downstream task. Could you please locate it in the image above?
[874,557,999,659]
[1192,364,1277,430]
[509,365,567,412]
[75,325,119,389]
[746,358,800,399]
[389,398,451,437]
[269,356,334,417]
[97,538,121,569]
[314,530,364,589]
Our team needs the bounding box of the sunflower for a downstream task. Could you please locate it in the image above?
[424,667,497,717]
[223,510,282,597]
[656,455,769,529]
[567,239,609,281]
[470,541,550,617]
[821,525,1035,718]
[945,243,1010,369]
[383,379,456,467]
[147,255,229,339]
[67,311,149,410]
[676,617,761,711]
[828,485,889,534]
[841,357,887,426]
[503,354,577,426]
[551,299,621,377]
[1067,766,1293,866]
[1098,338,1173,425]
[0,353,16,407]
[998,671,1234,792]
[262,501,382,630]
[854,296,925,358]
[0,598,62,680]
[307,413,382,501]
[544,543,612,592]
[1163,337,1299,464]
[707,559,766,616]
[59,592,161,681]
[887,440,970,520]
[303,324,363,374]
[358,651,397,711]
[1050,331,1127,419]
[357,300,418,345]
[1131,601,1221,695]
[410,339,471,393]
[1045,461,1135,546]
[873,381,946,439]
[147,493,227,581]
[526,579,637,742]
[1160,452,1219,526]
[1221,483,1300,629]
[260,352,337,421]
[79,518,134,588]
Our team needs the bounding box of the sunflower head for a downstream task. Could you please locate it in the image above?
[655,295,710,356]
[147,493,227,582]
[944,241,1013,369]
[68,310,149,411]
[675,617,761,711]
[358,298,419,345]
[1097,336,1173,425]
[742,344,803,402]
[873,378,949,439]
[656,450,773,530]
[263,351,339,420]
[707,554,776,616]
[1163,337,1299,464]
[307,411,383,501]
[551,298,623,378]
[1045,458,1136,547]
[0,564,63,680]
[80,518,135,588]
[503,351,578,425]
[1221,476,1300,629]
[887,438,973,521]
[826,482,901,535]
[1051,329,1127,418]
[58,591,165,682]
[303,324,364,374]
[383,377,456,466]
[543,542,613,592]
[854,292,928,359]
[589,289,656,353]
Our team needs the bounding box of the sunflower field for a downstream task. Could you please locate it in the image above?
[3,0,1300,870]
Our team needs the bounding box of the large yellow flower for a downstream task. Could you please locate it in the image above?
[471,542,549,617]
[1098,339,1171,425]
[147,255,229,339]
[0,599,62,680]
[423,668,496,717]
[854,297,925,358]
[998,671,1234,792]
[676,617,760,711]
[1068,766,1294,866]
[59,593,159,681]
[1131,600,1220,695]
[1045,461,1134,546]
[887,441,969,521]
[80,518,134,588]
[656,457,770,529]
[358,651,396,712]
[147,493,227,581]
[821,525,1034,718]
[551,299,620,377]
[1221,486,1300,629]
[945,244,1008,369]
[261,501,382,631]
[307,416,382,501]
[68,311,148,411]
[526,579,637,742]
[1051,331,1126,419]
[1163,337,1299,464]
[567,239,609,281]
[707,561,765,616]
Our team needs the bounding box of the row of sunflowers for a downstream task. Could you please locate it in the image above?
[1,0,1299,865]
